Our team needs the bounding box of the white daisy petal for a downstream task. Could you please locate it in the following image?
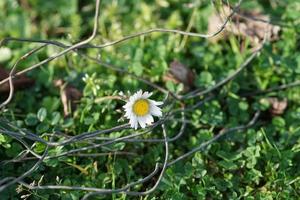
[142,91,153,98]
[123,103,131,108]
[129,117,136,129]
[149,100,163,106]
[138,117,146,128]
[134,119,138,130]
[150,105,162,117]
[137,90,142,97]
[138,115,151,126]
[129,95,134,102]
[145,115,154,125]
[141,91,148,98]
[122,90,163,129]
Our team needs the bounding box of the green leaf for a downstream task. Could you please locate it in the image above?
[62,118,74,128]
[5,143,23,157]
[272,116,286,128]
[132,62,144,76]
[42,97,60,112]
[0,47,12,63]
[34,142,47,154]
[51,112,61,125]
[218,160,238,170]
[196,71,213,87]
[36,122,49,133]
[0,134,6,143]
[25,113,38,126]
[37,107,47,122]
[239,101,249,111]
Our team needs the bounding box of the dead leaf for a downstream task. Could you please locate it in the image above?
[268,97,287,116]
[164,60,195,91]
[0,67,35,93]
[208,5,280,50]
[19,0,31,10]
[66,162,89,175]
[93,161,98,173]
[54,79,82,117]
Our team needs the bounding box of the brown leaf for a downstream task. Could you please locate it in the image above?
[0,67,35,93]
[268,97,287,116]
[208,6,280,49]
[164,60,195,91]
[54,79,82,117]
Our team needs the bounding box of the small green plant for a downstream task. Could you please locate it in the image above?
[0,0,300,199]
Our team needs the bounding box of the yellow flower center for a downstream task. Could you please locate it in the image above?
[133,99,150,116]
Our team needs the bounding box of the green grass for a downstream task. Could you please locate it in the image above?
[0,0,300,199]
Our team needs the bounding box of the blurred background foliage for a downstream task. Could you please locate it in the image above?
[0,0,300,199]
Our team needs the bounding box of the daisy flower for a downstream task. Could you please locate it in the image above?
[123,90,163,129]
